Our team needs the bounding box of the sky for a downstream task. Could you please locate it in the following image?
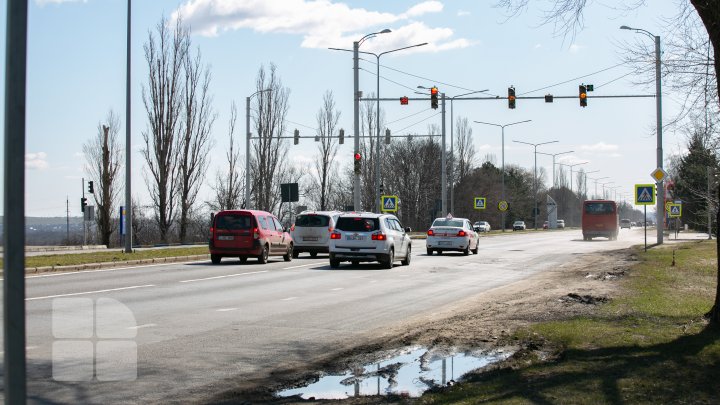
[0,0,687,217]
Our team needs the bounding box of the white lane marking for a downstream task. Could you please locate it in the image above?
[13,260,209,281]
[282,262,325,270]
[281,297,298,301]
[179,270,267,283]
[330,288,344,291]
[216,308,239,312]
[127,323,156,330]
[26,284,156,301]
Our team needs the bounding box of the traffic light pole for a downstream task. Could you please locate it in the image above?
[441,93,447,217]
[353,41,361,211]
[82,177,86,246]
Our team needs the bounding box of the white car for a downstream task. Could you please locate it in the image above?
[290,211,341,257]
[426,216,479,256]
[513,221,526,231]
[473,221,491,232]
[329,212,412,269]
[557,219,566,229]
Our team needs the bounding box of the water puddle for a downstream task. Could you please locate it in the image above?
[276,347,511,400]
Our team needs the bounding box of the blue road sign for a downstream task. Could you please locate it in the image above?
[635,184,655,206]
[381,195,398,212]
[474,197,486,210]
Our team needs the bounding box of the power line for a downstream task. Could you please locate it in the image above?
[359,58,482,94]
[358,67,418,93]
[391,111,441,134]
[386,108,433,125]
[517,62,629,95]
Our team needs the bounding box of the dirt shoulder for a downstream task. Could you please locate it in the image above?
[208,247,639,404]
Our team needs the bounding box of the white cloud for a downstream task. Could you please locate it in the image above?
[174,0,471,53]
[534,43,542,49]
[36,0,87,6]
[569,43,585,53]
[580,142,619,152]
[26,152,49,170]
[457,10,470,17]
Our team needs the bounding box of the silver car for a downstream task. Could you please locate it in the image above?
[329,212,412,269]
[290,211,341,258]
[426,216,479,255]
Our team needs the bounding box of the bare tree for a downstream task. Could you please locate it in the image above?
[83,110,123,246]
[209,102,244,211]
[454,116,476,184]
[310,91,341,210]
[141,15,189,243]
[177,47,216,243]
[250,63,290,214]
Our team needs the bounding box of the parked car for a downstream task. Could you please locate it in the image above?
[473,221,491,232]
[543,221,549,229]
[290,211,341,258]
[209,210,293,264]
[620,219,632,229]
[329,212,412,269]
[427,216,479,255]
[513,221,526,231]
[557,219,566,229]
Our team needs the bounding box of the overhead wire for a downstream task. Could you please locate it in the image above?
[517,62,629,95]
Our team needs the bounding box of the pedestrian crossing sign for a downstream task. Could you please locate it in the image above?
[634,184,655,206]
[474,197,486,210]
[668,203,682,218]
[381,195,398,212]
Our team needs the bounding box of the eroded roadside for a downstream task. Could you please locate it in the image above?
[203,247,639,404]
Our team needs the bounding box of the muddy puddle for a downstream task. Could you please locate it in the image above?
[276,347,511,400]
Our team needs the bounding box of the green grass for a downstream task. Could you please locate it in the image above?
[419,240,720,404]
[13,246,209,269]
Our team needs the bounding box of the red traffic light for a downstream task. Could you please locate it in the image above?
[400,96,409,105]
[354,153,361,161]
[430,86,438,95]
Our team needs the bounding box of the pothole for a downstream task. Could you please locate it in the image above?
[276,346,511,400]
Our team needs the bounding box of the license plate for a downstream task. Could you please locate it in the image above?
[218,236,234,241]
[303,236,319,241]
[439,241,452,246]
[346,235,365,241]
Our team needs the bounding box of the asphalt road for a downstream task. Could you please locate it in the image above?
[0,227,705,403]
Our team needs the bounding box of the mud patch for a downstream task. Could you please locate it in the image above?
[560,293,609,305]
[585,270,626,281]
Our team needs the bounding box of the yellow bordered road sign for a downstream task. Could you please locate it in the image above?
[498,200,509,212]
[651,167,668,182]
[381,195,398,212]
[668,203,682,218]
[474,197,486,210]
[635,184,655,206]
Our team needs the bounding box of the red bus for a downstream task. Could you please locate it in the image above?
[582,200,619,241]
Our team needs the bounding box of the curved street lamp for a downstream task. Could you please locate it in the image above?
[245,88,272,209]
[513,139,559,230]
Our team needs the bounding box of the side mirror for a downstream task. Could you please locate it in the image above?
[404,227,412,233]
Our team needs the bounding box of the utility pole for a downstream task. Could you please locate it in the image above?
[66,196,69,244]
[82,177,86,246]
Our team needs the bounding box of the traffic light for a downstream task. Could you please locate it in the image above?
[385,128,391,144]
[430,86,439,109]
[293,128,299,145]
[339,128,344,144]
[579,84,587,107]
[508,86,516,109]
[400,96,408,105]
[353,152,362,174]
[80,197,87,213]
[87,181,94,194]
[379,183,384,194]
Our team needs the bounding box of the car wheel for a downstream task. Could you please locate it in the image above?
[382,249,394,269]
[211,254,221,264]
[351,260,359,266]
[310,252,318,258]
[401,245,411,266]
[283,244,293,262]
[257,245,269,264]
[330,258,340,268]
[472,241,479,255]
[437,250,443,255]
[463,245,469,256]
[426,248,433,256]
[239,256,247,263]
[292,250,299,258]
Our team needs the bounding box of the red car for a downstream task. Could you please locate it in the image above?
[209,210,293,264]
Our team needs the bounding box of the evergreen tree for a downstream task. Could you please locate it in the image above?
[673,131,718,230]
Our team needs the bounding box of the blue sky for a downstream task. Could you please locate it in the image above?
[2,0,683,216]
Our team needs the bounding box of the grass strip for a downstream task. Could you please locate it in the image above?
[11,246,210,269]
[419,240,720,404]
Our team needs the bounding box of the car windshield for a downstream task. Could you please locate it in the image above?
[336,217,379,232]
[514,222,524,225]
[585,202,615,214]
[432,219,464,227]
[215,214,253,230]
[295,214,330,227]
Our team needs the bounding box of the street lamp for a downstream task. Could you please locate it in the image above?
[360,42,427,212]
[537,150,573,189]
[589,176,609,198]
[513,139,559,230]
[583,170,600,197]
[600,181,615,199]
[558,161,588,195]
[245,88,272,209]
[474,119,532,231]
[621,25,663,244]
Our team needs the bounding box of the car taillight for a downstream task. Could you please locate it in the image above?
[210,227,215,239]
[457,230,467,237]
[253,227,260,239]
[427,229,434,236]
[330,232,341,240]
[371,232,387,241]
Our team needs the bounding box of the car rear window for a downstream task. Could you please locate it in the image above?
[585,202,615,214]
[215,214,253,230]
[295,214,330,227]
[336,217,379,232]
[432,219,464,227]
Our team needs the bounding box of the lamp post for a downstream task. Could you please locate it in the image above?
[124,0,133,254]
[583,170,600,197]
[621,25,663,245]
[360,42,427,212]
[558,161,588,195]
[245,88,272,209]
[513,139,559,230]
[474,119,532,231]
[600,182,615,199]
[590,176,609,198]
[537,150,573,189]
